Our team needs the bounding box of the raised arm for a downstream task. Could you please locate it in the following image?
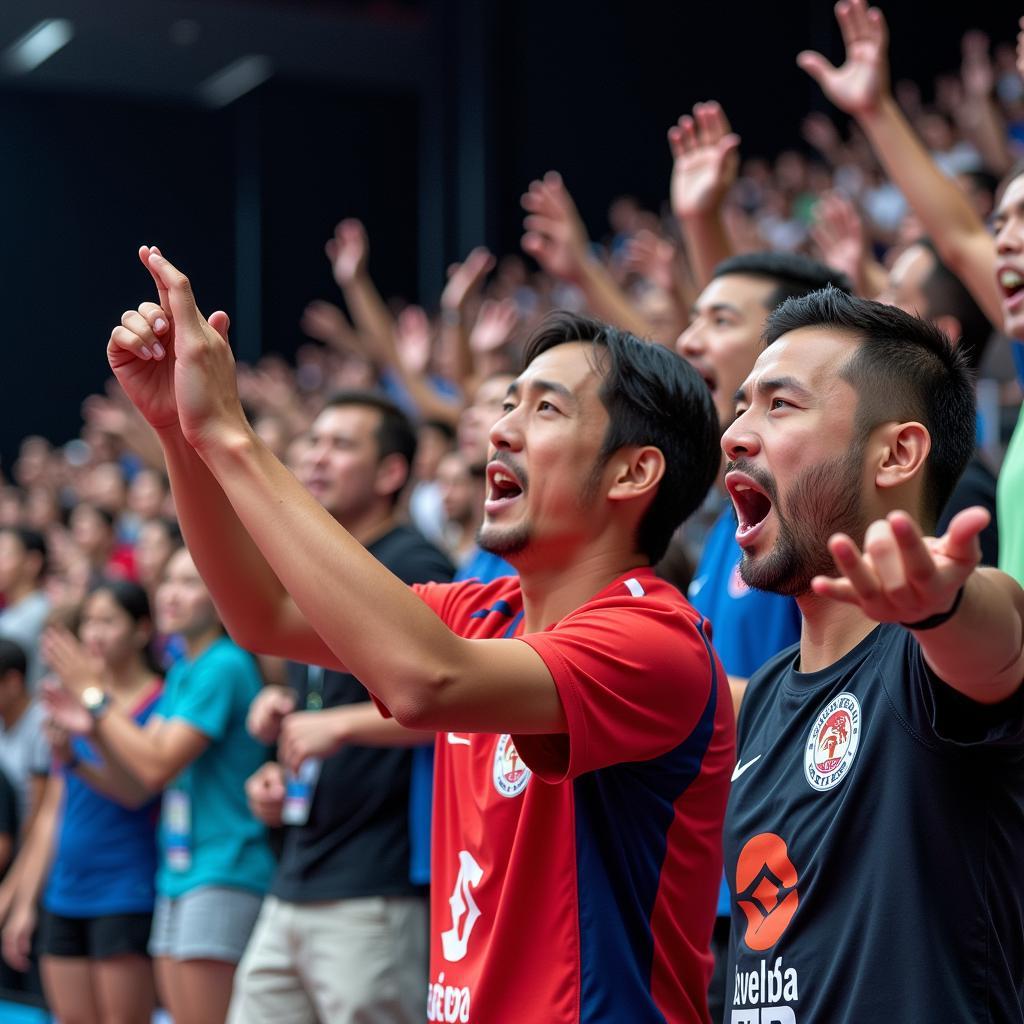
[440,247,495,391]
[521,172,656,339]
[114,249,566,736]
[797,0,1003,326]
[812,507,1024,704]
[108,246,337,667]
[667,101,740,289]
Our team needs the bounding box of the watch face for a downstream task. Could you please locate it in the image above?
[82,686,106,711]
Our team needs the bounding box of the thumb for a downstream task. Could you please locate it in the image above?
[208,310,231,341]
[797,50,837,86]
[721,133,742,156]
[942,505,989,562]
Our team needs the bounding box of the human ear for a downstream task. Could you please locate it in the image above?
[874,421,930,491]
[607,446,665,502]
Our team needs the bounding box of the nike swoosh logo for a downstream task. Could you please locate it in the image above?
[447,732,471,746]
[731,755,761,782]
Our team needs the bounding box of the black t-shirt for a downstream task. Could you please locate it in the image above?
[271,525,453,903]
[725,623,1024,1023]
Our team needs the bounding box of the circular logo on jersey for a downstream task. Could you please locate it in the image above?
[804,691,861,791]
[735,832,799,951]
[492,734,531,798]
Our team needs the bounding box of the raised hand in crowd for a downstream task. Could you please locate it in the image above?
[469,298,518,356]
[667,101,740,289]
[325,218,370,289]
[958,30,1013,174]
[798,0,1003,329]
[797,0,889,118]
[300,299,361,355]
[801,112,846,166]
[440,246,495,388]
[109,248,241,453]
[522,171,657,340]
[810,191,887,298]
[395,305,434,378]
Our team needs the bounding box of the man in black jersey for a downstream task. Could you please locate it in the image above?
[721,288,1024,1023]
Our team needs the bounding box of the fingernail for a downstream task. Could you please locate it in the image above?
[152,342,166,359]
[154,318,168,334]
[140,346,153,360]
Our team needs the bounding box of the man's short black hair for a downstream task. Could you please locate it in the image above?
[914,239,992,370]
[522,312,719,563]
[0,526,48,578]
[712,251,853,309]
[322,390,418,505]
[0,639,27,681]
[764,287,975,528]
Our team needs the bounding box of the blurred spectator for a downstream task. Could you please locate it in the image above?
[0,529,50,690]
[0,640,48,835]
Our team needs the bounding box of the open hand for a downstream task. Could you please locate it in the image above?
[811,507,987,625]
[469,298,519,354]
[1,902,36,973]
[797,0,890,118]
[300,300,359,353]
[667,101,740,219]
[41,680,94,737]
[810,191,866,289]
[623,229,678,293]
[395,306,433,376]
[41,627,102,696]
[326,219,369,288]
[521,171,592,282]
[442,247,495,313]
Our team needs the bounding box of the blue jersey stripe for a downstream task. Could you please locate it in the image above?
[575,619,719,1022]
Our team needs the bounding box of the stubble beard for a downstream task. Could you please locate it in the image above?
[739,445,867,598]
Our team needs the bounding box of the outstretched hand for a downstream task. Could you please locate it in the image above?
[797,0,890,117]
[41,680,94,738]
[810,191,866,290]
[810,507,988,626]
[442,247,495,313]
[667,101,740,220]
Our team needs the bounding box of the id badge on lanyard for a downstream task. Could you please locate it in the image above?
[281,665,325,826]
[164,788,192,872]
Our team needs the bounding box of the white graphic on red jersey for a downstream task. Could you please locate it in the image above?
[492,734,531,797]
[446,732,471,746]
[804,691,861,791]
[441,850,484,962]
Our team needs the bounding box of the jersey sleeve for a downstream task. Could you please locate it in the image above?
[162,650,239,742]
[513,592,717,782]
[894,628,1024,752]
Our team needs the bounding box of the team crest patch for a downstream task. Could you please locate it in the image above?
[804,692,861,791]
[493,734,531,798]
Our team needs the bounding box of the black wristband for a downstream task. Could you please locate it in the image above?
[900,585,965,631]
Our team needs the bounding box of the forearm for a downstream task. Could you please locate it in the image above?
[199,428,465,716]
[441,317,476,393]
[959,97,1012,176]
[9,797,58,912]
[330,702,434,747]
[576,259,656,339]
[73,757,150,809]
[678,211,733,290]
[858,96,1002,324]
[157,425,318,657]
[917,568,1024,704]
[341,272,396,357]
[93,712,177,793]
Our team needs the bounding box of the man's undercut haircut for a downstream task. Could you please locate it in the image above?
[522,311,719,563]
[323,390,418,504]
[764,287,975,528]
[915,239,992,370]
[0,639,27,680]
[712,251,853,310]
[0,526,48,578]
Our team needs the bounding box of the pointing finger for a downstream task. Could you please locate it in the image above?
[145,250,201,328]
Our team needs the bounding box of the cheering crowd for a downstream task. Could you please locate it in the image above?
[0,3,1022,1022]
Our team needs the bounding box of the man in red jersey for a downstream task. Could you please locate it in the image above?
[107,246,734,1023]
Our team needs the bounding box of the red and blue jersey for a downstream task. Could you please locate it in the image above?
[413,568,734,1023]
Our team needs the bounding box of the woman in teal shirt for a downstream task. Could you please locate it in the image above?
[46,548,273,1024]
